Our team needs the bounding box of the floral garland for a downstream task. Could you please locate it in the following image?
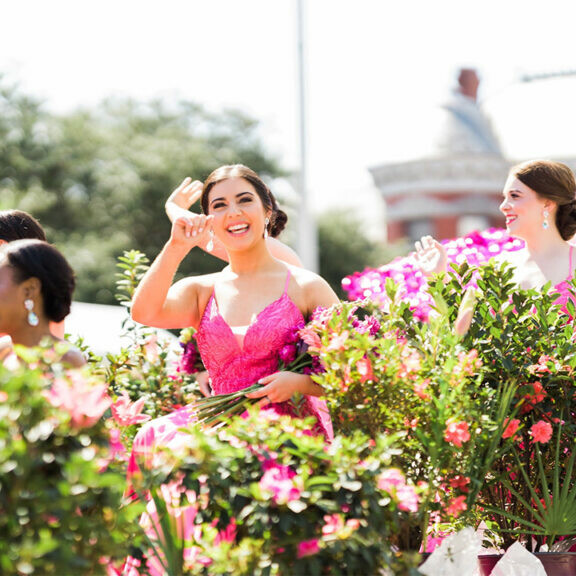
[342,228,524,320]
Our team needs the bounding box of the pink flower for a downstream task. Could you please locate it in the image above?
[45,374,112,429]
[396,484,420,512]
[297,539,320,558]
[378,469,419,512]
[448,475,470,492]
[0,391,7,402]
[413,379,430,400]
[530,420,553,443]
[259,464,301,505]
[378,468,406,492]
[322,513,344,536]
[356,356,374,383]
[111,392,152,427]
[327,330,349,351]
[298,326,322,350]
[502,418,521,440]
[444,419,470,447]
[445,495,467,517]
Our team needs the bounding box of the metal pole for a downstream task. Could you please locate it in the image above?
[296,0,319,272]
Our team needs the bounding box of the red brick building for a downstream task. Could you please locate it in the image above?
[370,69,510,243]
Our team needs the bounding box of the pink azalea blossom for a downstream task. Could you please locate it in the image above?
[322,513,344,536]
[297,539,320,558]
[530,420,553,443]
[45,374,112,429]
[377,468,406,492]
[111,392,152,427]
[396,484,419,512]
[259,464,301,505]
[444,419,470,447]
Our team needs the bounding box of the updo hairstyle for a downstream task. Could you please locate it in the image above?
[512,159,576,241]
[1,239,75,323]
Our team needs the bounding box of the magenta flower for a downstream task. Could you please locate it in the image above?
[259,464,301,505]
[297,539,320,558]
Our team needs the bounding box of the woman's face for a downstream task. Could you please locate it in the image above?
[499,176,552,240]
[207,177,269,249]
[0,257,24,333]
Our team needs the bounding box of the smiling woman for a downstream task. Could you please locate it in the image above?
[125,164,340,573]
[415,159,576,293]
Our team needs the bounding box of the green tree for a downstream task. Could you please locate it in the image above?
[0,78,285,302]
[317,209,409,298]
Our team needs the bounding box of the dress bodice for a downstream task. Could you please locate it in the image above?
[194,273,333,440]
[196,287,305,395]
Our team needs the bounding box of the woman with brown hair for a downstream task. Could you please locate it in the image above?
[415,159,576,291]
[129,164,337,471]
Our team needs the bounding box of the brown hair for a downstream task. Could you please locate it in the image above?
[200,164,287,237]
[512,159,576,240]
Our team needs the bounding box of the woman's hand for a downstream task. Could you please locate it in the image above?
[245,371,311,404]
[195,371,212,397]
[169,212,213,251]
[166,177,203,214]
[414,235,448,276]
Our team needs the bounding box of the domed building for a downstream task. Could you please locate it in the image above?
[369,69,511,242]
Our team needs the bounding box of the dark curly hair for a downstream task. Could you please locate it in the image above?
[0,210,46,242]
[511,159,576,241]
[1,239,75,322]
[200,164,287,238]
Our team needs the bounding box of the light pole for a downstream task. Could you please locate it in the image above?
[295,0,319,272]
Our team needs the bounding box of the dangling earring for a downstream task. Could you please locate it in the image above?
[543,209,550,230]
[206,229,214,252]
[264,217,270,239]
[24,299,39,327]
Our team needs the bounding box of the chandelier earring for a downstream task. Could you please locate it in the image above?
[206,229,214,252]
[24,299,39,327]
[264,217,270,239]
[542,209,550,230]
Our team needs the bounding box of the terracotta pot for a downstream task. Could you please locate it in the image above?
[478,552,576,575]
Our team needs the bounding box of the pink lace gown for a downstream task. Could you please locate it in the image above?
[128,273,333,477]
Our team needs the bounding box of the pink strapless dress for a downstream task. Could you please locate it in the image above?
[128,282,333,476]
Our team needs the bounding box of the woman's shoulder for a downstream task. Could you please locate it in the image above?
[287,265,340,310]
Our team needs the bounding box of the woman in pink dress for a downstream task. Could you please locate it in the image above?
[129,164,338,472]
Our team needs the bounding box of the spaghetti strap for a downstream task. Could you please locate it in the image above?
[283,270,292,294]
[570,245,574,277]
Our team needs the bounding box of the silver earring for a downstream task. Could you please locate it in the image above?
[24,299,39,327]
[264,217,270,239]
[206,229,214,252]
[543,209,550,230]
